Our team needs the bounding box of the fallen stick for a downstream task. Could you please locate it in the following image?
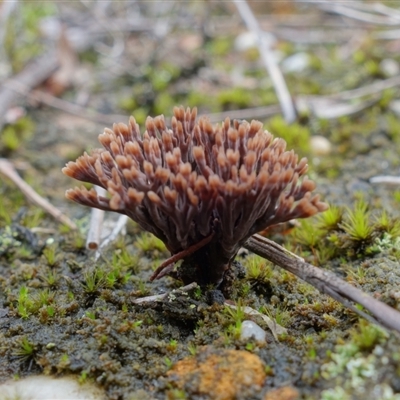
[0,51,59,131]
[206,105,281,124]
[2,81,128,126]
[86,186,106,250]
[370,176,400,185]
[233,0,296,123]
[244,234,400,334]
[224,303,287,340]
[131,282,198,305]
[0,158,77,230]
[319,2,400,25]
[4,76,282,127]
[94,214,129,260]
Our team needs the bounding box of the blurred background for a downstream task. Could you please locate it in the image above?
[1,0,400,228]
[2,3,400,399]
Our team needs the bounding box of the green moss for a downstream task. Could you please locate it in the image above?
[151,62,181,92]
[339,199,374,243]
[317,205,343,232]
[40,269,59,288]
[378,88,396,110]
[244,254,273,285]
[206,36,233,56]
[0,226,22,256]
[187,91,219,111]
[216,87,253,109]
[385,112,400,143]
[351,320,387,351]
[13,337,35,363]
[154,92,177,115]
[42,243,59,267]
[16,286,33,319]
[374,210,400,238]
[20,208,45,229]
[4,3,55,72]
[134,232,167,254]
[81,269,105,295]
[261,305,291,328]
[1,117,35,153]
[293,219,324,248]
[266,115,311,155]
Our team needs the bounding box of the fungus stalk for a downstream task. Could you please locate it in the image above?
[63,107,328,289]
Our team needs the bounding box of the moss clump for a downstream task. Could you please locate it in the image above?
[286,199,400,265]
[3,3,55,71]
[1,117,35,154]
[339,199,374,245]
[216,87,253,109]
[266,115,311,156]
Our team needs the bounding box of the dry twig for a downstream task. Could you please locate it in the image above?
[224,303,287,340]
[318,2,400,25]
[245,234,400,334]
[0,158,77,230]
[370,176,400,185]
[94,215,129,260]
[297,75,400,119]
[233,0,296,123]
[131,282,198,305]
[86,185,106,250]
[0,52,59,131]
[206,105,281,124]
[2,80,127,125]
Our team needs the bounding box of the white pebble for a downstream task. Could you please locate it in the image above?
[0,375,106,400]
[240,320,267,342]
[282,52,310,73]
[234,31,276,52]
[380,59,399,77]
[310,135,332,156]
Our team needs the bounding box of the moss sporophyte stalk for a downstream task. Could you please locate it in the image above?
[63,106,327,290]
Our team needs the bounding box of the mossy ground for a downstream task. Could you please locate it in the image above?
[1,2,400,399]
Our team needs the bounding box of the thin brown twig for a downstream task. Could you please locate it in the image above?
[245,234,400,334]
[0,158,77,230]
[150,232,215,281]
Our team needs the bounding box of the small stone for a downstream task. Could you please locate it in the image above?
[167,346,266,400]
[380,58,399,77]
[241,320,267,342]
[282,52,310,73]
[264,386,300,400]
[206,289,225,305]
[234,31,276,52]
[310,136,332,156]
[0,376,106,400]
[389,99,400,116]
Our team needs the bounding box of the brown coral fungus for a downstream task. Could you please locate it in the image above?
[63,106,328,288]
